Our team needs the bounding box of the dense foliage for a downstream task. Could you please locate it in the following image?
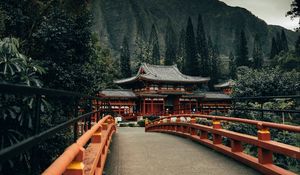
[233,67,300,97]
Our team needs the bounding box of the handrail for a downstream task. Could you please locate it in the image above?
[146,115,300,175]
[0,83,116,174]
[152,114,300,133]
[0,110,100,162]
[43,115,116,175]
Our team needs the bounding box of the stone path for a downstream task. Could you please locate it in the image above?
[104,127,261,175]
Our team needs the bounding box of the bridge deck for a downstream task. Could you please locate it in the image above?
[104,127,261,175]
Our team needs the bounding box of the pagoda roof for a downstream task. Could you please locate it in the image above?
[183,91,231,100]
[115,63,210,84]
[214,80,235,89]
[99,89,137,98]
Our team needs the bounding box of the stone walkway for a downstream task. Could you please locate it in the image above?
[104,127,261,175]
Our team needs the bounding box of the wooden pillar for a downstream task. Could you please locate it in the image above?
[140,99,142,114]
[189,99,192,113]
[163,98,165,115]
[143,98,146,115]
[151,98,154,115]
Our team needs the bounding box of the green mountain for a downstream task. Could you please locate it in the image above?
[91,0,299,57]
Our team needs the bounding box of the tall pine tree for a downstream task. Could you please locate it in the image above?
[235,30,249,67]
[120,36,131,78]
[149,24,160,64]
[276,32,282,52]
[209,44,220,89]
[196,14,209,76]
[176,28,186,71]
[165,18,177,65]
[184,17,198,76]
[207,35,213,76]
[270,37,278,59]
[252,34,263,69]
[280,29,289,52]
[228,51,236,79]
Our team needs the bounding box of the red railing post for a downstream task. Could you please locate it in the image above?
[92,125,102,143]
[64,146,85,175]
[190,116,196,124]
[190,127,196,135]
[212,118,222,144]
[231,140,243,152]
[200,130,208,139]
[257,123,272,164]
[176,116,181,123]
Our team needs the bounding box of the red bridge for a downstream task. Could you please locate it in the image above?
[0,83,299,175]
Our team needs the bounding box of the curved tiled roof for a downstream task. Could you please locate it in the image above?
[183,91,231,100]
[115,63,210,84]
[99,89,137,98]
[214,80,235,89]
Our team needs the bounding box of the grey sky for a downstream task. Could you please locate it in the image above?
[219,0,299,31]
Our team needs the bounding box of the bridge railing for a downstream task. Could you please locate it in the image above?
[43,115,116,175]
[145,114,300,175]
[151,95,300,118]
[0,83,116,174]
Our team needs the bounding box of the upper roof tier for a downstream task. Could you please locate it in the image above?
[115,63,210,84]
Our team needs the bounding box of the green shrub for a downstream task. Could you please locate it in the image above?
[119,123,128,127]
[196,118,212,126]
[143,115,159,121]
[128,123,135,127]
[137,119,145,127]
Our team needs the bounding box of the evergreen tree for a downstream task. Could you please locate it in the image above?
[270,37,279,59]
[165,18,177,65]
[134,28,151,69]
[295,35,300,57]
[229,51,236,79]
[196,14,209,76]
[149,24,160,64]
[120,36,131,78]
[280,29,289,52]
[276,32,283,53]
[209,44,220,89]
[235,30,249,67]
[207,35,213,76]
[184,17,198,76]
[252,34,263,69]
[176,28,186,71]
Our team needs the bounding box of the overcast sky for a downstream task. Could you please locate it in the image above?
[219,0,298,31]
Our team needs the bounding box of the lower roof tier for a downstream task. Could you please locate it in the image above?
[99,89,231,101]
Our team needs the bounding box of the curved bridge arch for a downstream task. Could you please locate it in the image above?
[145,114,300,175]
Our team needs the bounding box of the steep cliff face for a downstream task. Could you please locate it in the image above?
[91,0,298,57]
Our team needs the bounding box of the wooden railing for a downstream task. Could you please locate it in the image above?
[145,114,300,175]
[43,115,116,175]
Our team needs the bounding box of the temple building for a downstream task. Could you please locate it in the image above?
[98,63,231,120]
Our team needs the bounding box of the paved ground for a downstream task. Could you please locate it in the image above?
[104,127,261,175]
